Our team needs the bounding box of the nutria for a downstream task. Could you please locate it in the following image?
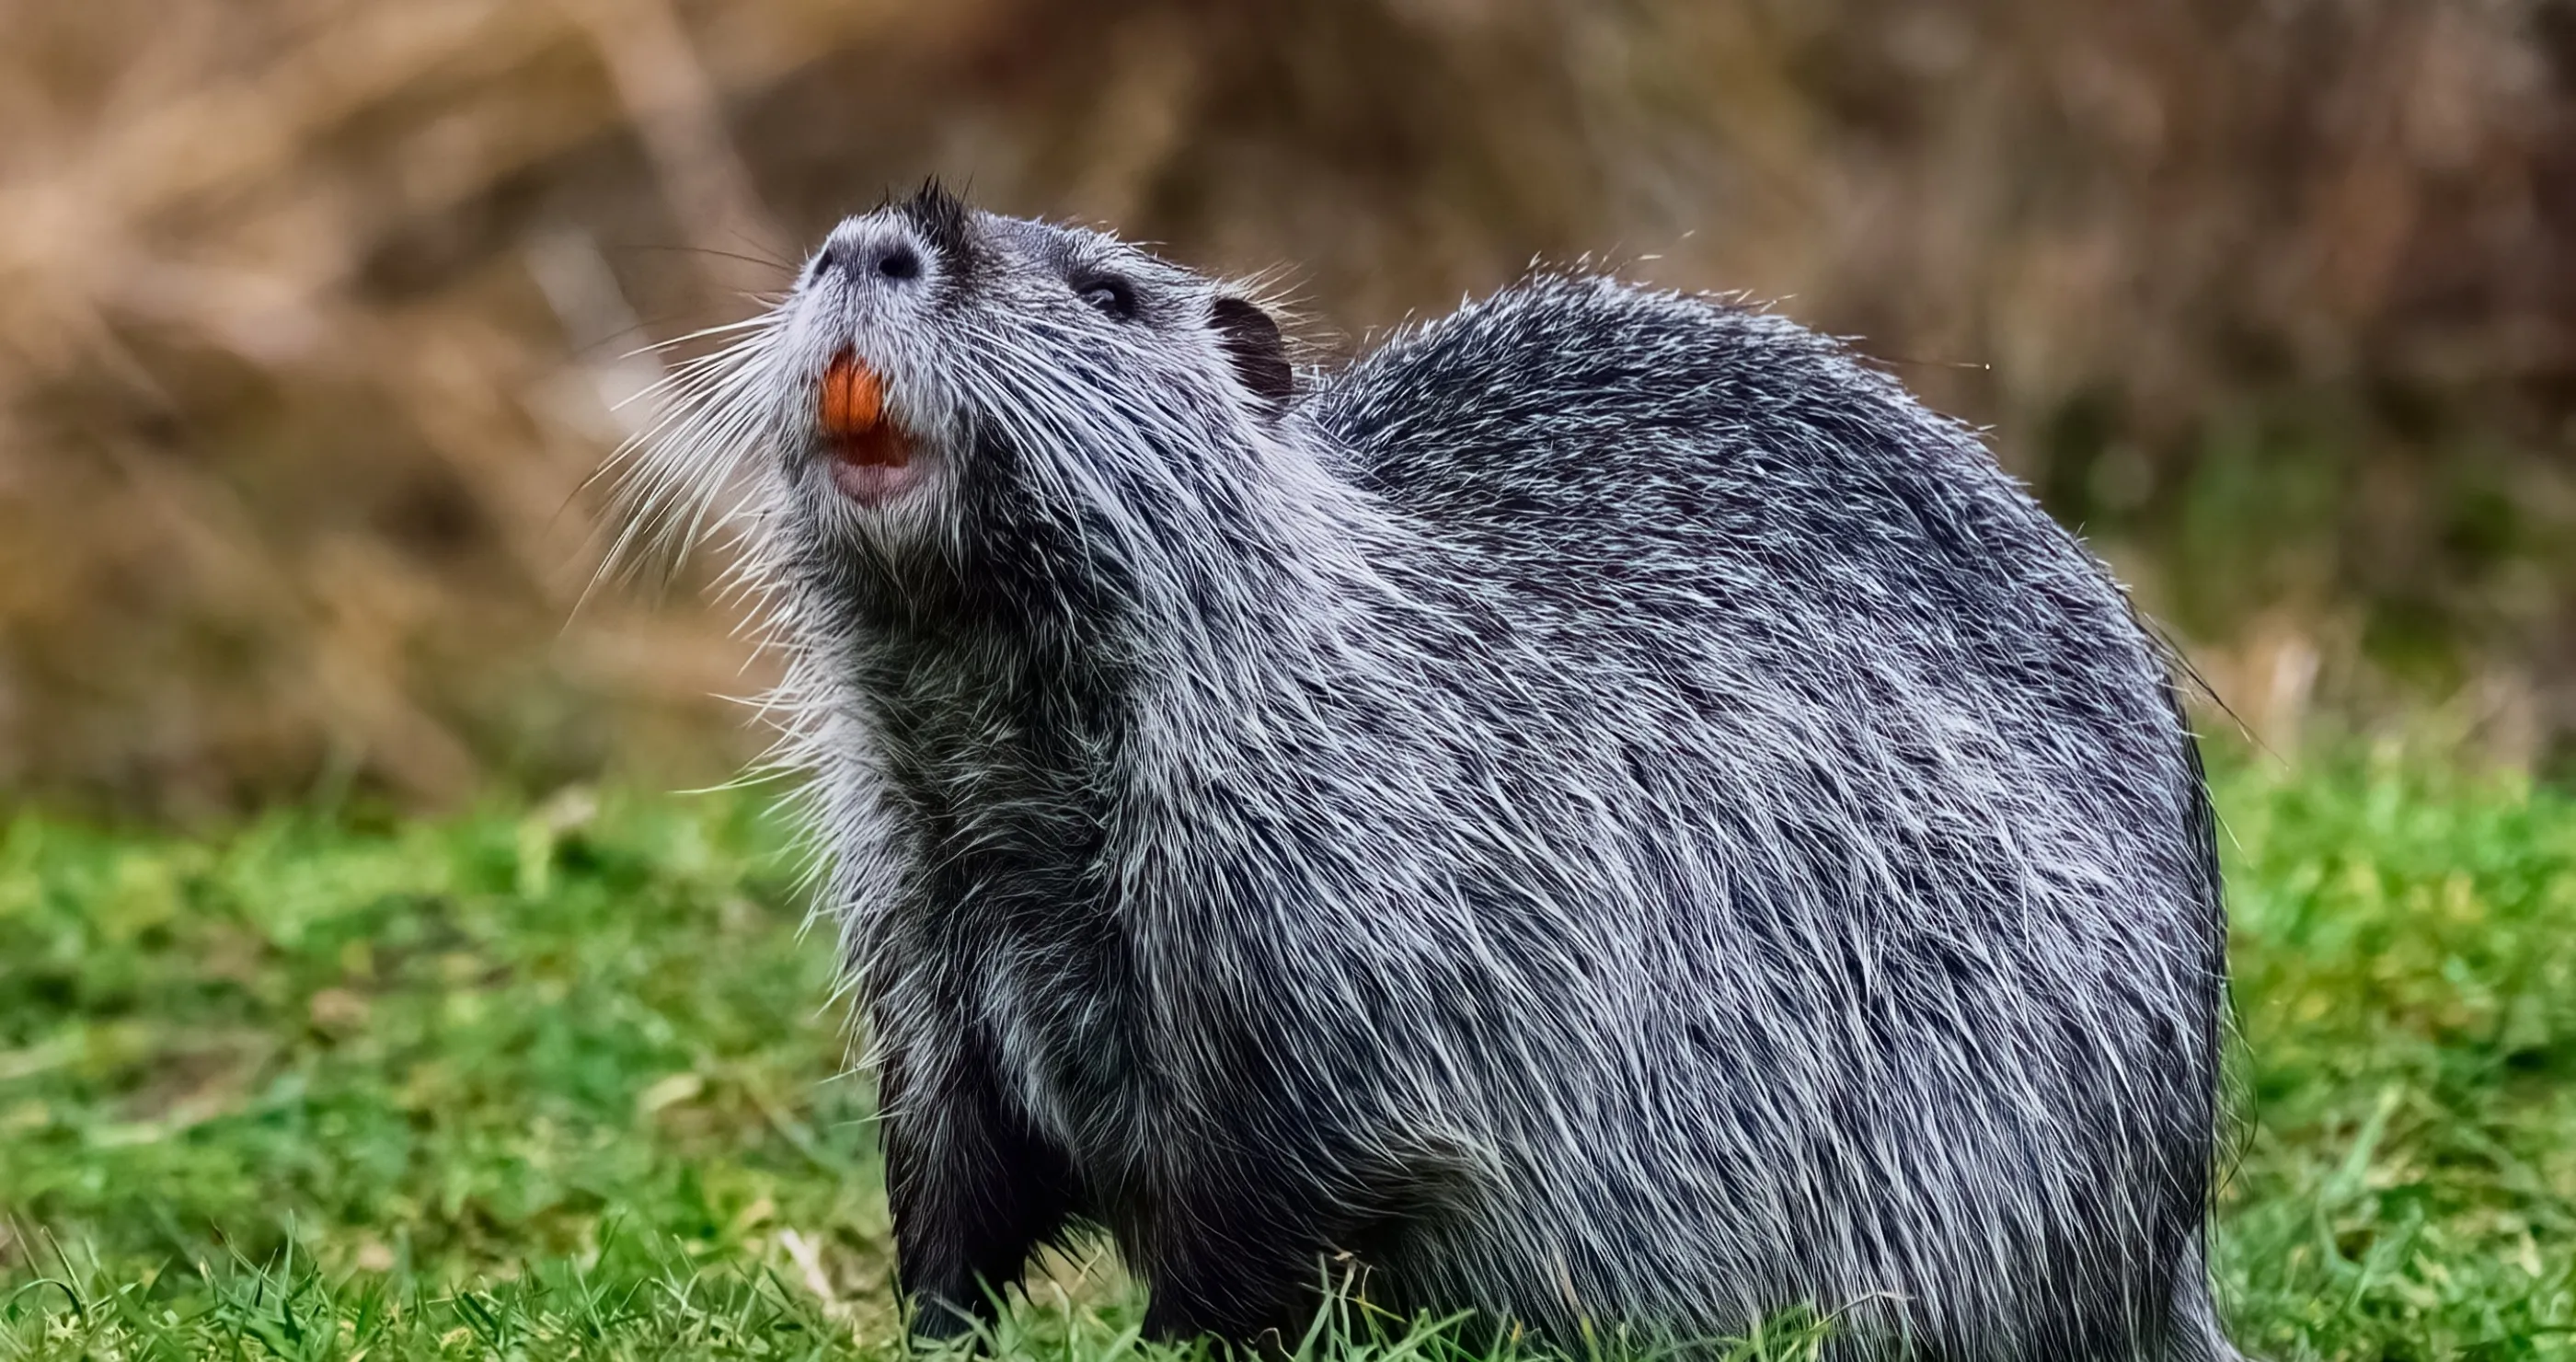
[627,184,2239,1360]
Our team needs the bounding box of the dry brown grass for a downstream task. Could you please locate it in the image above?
[3,0,2570,814]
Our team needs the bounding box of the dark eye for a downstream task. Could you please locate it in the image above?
[1075,274,1136,320]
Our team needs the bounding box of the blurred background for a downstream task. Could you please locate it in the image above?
[1,0,2570,820]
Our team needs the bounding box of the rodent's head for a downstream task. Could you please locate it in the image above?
[639,184,1305,640]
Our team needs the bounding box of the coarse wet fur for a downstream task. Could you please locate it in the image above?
[624,184,2242,1360]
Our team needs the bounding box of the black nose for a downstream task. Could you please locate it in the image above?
[814,229,926,288]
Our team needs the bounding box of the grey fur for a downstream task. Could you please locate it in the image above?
[622,186,2241,1360]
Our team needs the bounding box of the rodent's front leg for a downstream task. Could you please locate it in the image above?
[877,1035,1077,1341]
[1127,1172,1336,1347]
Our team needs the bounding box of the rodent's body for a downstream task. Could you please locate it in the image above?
[644,188,2237,1360]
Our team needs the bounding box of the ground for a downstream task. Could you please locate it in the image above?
[1,752,2570,1359]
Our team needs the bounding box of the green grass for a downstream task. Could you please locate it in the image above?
[1,756,2570,1358]
[2212,757,2576,1357]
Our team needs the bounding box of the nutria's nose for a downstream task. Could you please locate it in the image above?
[813,225,926,291]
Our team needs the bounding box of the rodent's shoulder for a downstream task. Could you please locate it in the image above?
[1305,274,1984,537]
[1308,275,2009,559]
[1311,275,1812,441]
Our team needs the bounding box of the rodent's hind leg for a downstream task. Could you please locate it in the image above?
[2163,1241,2248,1362]
[880,1045,1078,1343]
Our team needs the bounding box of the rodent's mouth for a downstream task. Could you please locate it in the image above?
[817,351,927,508]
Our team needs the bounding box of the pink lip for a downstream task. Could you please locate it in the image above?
[828,454,929,506]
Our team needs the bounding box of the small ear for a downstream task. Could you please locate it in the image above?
[1208,295,1294,413]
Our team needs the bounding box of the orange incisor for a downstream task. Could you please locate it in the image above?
[821,352,885,438]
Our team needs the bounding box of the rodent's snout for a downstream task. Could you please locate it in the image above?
[795,214,946,512]
[809,222,930,294]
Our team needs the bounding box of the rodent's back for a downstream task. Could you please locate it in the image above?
[1318,277,2129,665]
